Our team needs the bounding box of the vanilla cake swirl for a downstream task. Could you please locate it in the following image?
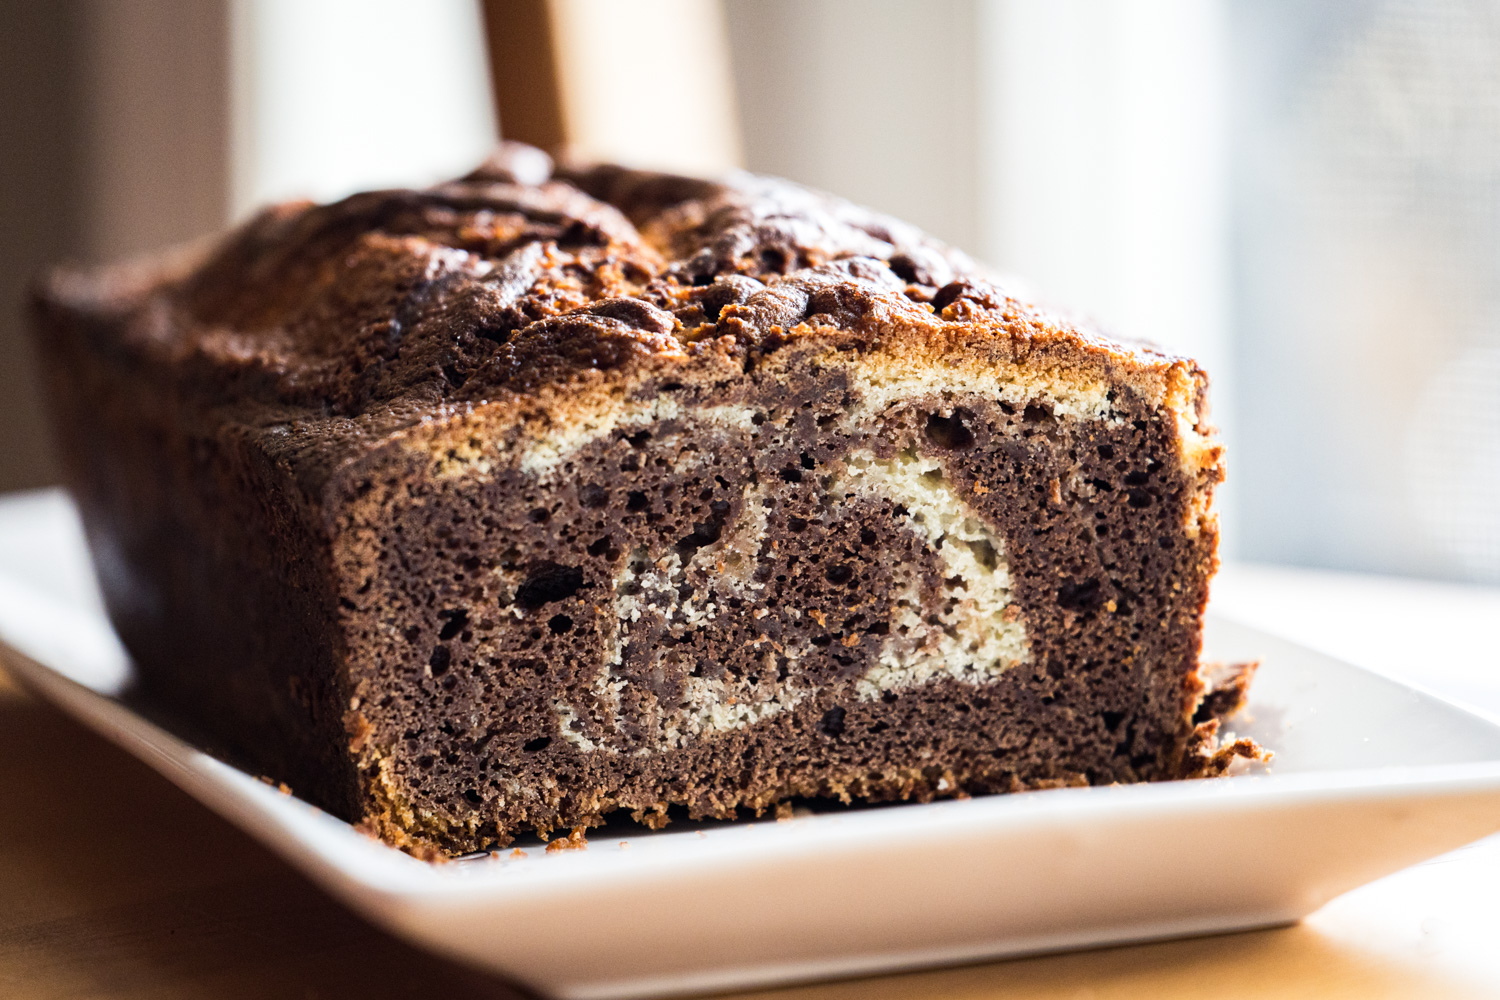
[31,143,1256,856]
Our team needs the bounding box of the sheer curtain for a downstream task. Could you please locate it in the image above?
[1232,0,1500,583]
[229,0,496,217]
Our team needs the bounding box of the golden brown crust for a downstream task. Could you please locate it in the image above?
[34,142,1209,473]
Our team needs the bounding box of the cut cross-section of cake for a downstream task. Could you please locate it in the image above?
[32,143,1259,856]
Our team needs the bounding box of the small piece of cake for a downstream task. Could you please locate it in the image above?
[32,144,1251,856]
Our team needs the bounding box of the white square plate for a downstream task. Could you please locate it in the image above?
[4,489,1500,1000]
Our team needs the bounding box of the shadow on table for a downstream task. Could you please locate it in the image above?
[735,926,1492,1000]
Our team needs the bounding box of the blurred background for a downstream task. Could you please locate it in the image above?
[2,0,1497,585]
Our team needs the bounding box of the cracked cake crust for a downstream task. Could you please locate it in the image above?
[32,142,1245,856]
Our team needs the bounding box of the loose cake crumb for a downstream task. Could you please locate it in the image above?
[546,827,588,851]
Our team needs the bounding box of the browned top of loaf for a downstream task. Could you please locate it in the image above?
[35,143,1199,489]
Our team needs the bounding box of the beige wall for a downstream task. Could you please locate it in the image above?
[0,0,230,492]
[0,2,82,492]
[725,0,982,255]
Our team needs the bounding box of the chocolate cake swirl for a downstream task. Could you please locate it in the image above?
[31,143,1252,856]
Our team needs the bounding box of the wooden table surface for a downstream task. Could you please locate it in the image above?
[5,564,1500,999]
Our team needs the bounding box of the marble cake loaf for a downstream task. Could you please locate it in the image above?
[32,144,1256,856]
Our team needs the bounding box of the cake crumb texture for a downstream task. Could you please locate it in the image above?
[32,142,1241,857]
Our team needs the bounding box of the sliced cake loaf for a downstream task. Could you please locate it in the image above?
[32,144,1256,855]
